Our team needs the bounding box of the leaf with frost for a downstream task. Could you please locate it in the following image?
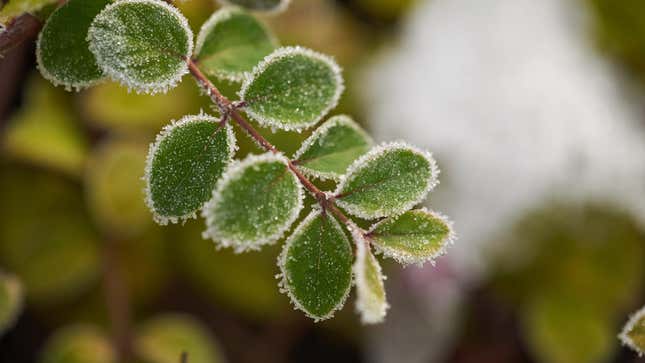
[145,114,236,225]
[88,0,193,94]
[135,314,224,363]
[278,209,353,321]
[216,0,289,13]
[620,305,645,356]
[36,0,110,90]
[353,228,388,324]
[335,143,439,219]
[41,325,116,363]
[240,46,344,131]
[194,7,276,82]
[293,115,372,180]
[0,273,22,335]
[202,153,303,252]
[368,208,454,265]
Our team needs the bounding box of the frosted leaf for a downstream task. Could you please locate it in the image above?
[216,0,290,13]
[41,325,116,363]
[353,228,388,324]
[135,314,225,363]
[87,0,193,94]
[239,46,344,131]
[194,7,276,82]
[144,114,236,225]
[293,115,372,181]
[278,209,353,321]
[368,208,455,266]
[202,153,304,252]
[335,142,439,219]
[620,305,645,356]
[0,273,22,336]
[36,0,110,90]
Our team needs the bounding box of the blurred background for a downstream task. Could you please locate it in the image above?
[1,0,645,362]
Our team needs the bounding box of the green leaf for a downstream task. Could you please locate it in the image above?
[620,305,645,356]
[0,0,58,26]
[135,314,225,363]
[0,273,22,335]
[216,0,289,13]
[278,210,353,321]
[352,228,388,324]
[335,143,439,219]
[368,208,454,265]
[145,114,236,225]
[194,7,276,82]
[203,153,303,252]
[88,0,193,94]
[41,325,115,363]
[293,115,372,180]
[240,46,344,131]
[36,0,110,90]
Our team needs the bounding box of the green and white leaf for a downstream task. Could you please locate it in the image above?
[216,0,289,14]
[135,314,224,363]
[88,0,193,94]
[352,227,388,324]
[368,208,454,266]
[0,273,22,335]
[202,153,303,252]
[194,7,276,82]
[278,209,353,321]
[335,142,439,219]
[240,46,344,131]
[145,114,236,225]
[41,325,116,363]
[620,305,645,356]
[293,115,372,180]
[36,0,110,90]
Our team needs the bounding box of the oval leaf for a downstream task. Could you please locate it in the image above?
[620,305,645,356]
[41,325,115,363]
[202,153,303,252]
[145,114,236,225]
[36,0,110,90]
[136,314,224,363]
[335,143,439,219]
[217,0,289,13]
[88,0,193,94]
[368,208,454,265]
[352,228,388,324]
[293,115,372,180]
[278,210,353,321]
[240,46,344,131]
[0,273,22,335]
[194,7,276,82]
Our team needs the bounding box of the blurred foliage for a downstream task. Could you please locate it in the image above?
[0,273,22,335]
[0,0,57,24]
[492,204,645,363]
[40,325,115,363]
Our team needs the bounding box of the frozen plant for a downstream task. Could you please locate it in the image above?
[33,0,455,323]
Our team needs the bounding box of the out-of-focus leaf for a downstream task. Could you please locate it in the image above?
[0,273,22,335]
[0,0,57,25]
[352,229,387,324]
[41,325,115,363]
[3,75,88,176]
[217,0,288,13]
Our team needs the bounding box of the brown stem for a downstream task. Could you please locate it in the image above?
[180,351,188,363]
[103,238,133,362]
[0,14,42,57]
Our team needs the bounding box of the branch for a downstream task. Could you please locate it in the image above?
[103,238,133,362]
[0,14,42,57]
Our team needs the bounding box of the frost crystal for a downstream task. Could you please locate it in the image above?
[619,305,645,356]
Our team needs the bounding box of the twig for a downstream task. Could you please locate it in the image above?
[103,238,133,362]
[0,14,42,57]
[180,351,188,363]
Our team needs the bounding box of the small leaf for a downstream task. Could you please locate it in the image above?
[36,0,110,90]
[240,46,344,131]
[278,209,353,321]
[145,114,236,225]
[135,314,225,363]
[194,7,276,82]
[293,115,372,180]
[352,228,388,324]
[620,305,645,356]
[202,153,304,252]
[335,142,439,219]
[41,325,115,363]
[0,273,22,335]
[216,0,289,13]
[88,0,194,94]
[368,208,454,265]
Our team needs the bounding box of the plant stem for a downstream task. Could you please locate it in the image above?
[0,14,42,57]
[185,58,360,233]
[103,238,133,362]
